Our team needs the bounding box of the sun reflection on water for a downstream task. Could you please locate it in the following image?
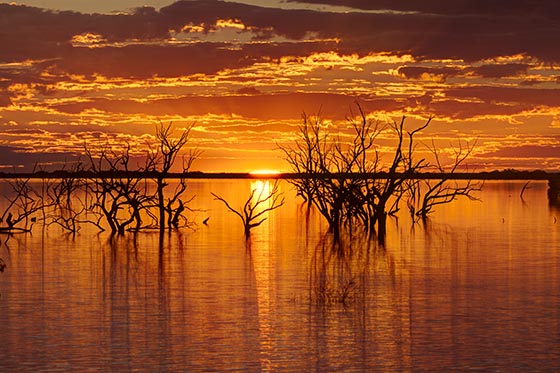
[248,179,276,371]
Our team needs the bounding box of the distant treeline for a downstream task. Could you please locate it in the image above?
[0,169,558,181]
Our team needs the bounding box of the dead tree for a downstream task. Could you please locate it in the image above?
[0,176,45,233]
[410,139,482,221]
[45,163,89,234]
[212,180,285,239]
[279,113,353,238]
[85,144,152,235]
[147,122,200,231]
[281,104,432,242]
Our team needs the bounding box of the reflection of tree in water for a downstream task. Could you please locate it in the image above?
[100,232,190,369]
[548,177,560,217]
[305,229,414,371]
[309,230,395,307]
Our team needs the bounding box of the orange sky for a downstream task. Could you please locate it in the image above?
[0,0,559,172]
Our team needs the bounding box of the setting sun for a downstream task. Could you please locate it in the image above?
[249,169,282,176]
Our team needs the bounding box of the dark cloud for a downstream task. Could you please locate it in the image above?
[428,100,532,120]
[159,0,559,62]
[51,93,404,120]
[396,66,462,81]
[44,41,335,79]
[0,93,11,107]
[445,86,560,107]
[519,79,541,86]
[0,144,80,171]
[2,0,560,75]
[396,63,531,81]
[286,0,560,18]
[480,145,560,158]
[472,63,529,78]
[235,87,262,95]
[0,4,171,62]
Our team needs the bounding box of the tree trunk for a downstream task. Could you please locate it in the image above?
[157,176,165,232]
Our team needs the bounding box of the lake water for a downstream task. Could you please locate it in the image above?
[0,179,559,372]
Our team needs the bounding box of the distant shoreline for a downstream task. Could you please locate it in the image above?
[0,170,558,181]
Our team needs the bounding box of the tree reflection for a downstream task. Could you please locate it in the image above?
[309,229,392,307]
[548,177,560,216]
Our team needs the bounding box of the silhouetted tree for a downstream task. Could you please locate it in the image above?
[281,104,429,241]
[45,162,89,233]
[85,144,152,235]
[281,102,477,243]
[361,115,430,241]
[212,180,285,239]
[280,111,366,240]
[408,139,482,221]
[0,175,44,233]
[147,122,200,231]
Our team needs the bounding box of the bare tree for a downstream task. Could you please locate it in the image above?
[281,102,478,243]
[45,162,88,234]
[280,112,362,239]
[84,144,152,235]
[365,116,430,239]
[281,104,431,242]
[409,139,482,221]
[147,122,200,231]
[0,176,44,233]
[212,180,285,239]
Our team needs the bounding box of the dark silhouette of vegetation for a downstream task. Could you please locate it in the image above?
[82,123,200,235]
[44,162,93,234]
[406,139,482,222]
[0,106,556,245]
[0,123,200,236]
[147,123,201,232]
[0,174,43,233]
[280,103,480,243]
[212,180,285,239]
[85,144,152,235]
[548,176,560,205]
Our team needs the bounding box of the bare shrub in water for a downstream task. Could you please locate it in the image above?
[281,102,479,242]
[0,174,45,233]
[406,139,483,222]
[84,144,152,235]
[147,122,201,231]
[81,123,200,235]
[212,180,285,239]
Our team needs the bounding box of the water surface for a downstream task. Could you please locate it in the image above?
[1,180,559,371]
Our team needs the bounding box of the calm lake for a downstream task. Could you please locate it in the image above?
[1,179,559,372]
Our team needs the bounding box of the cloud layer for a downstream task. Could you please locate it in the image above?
[0,0,559,171]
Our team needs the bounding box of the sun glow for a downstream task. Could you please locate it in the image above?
[249,169,282,176]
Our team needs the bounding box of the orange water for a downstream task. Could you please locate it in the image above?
[0,180,558,371]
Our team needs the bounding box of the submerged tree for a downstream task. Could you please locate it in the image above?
[281,102,479,243]
[407,139,482,221]
[85,144,152,235]
[0,175,45,233]
[45,162,91,234]
[81,123,200,235]
[147,122,200,231]
[347,113,431,241]
[212,180,285,239]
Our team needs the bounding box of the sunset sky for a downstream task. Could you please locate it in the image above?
[0,0,559,172]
